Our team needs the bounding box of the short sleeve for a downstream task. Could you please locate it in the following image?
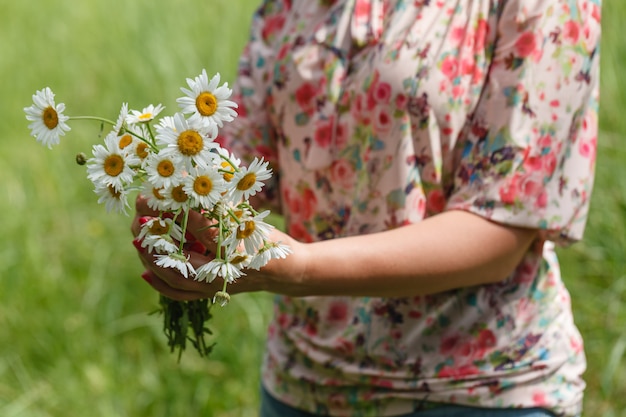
[447,0,601,246]
[218,0,288,213]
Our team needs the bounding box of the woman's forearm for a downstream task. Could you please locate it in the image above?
[264,210,538,298]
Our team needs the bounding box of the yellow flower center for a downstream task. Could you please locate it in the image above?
[171,185,188,203]
[149,221,170,235]
[138,112,153,121]
[152,187,165,200]
[236,173,257,191]
[177,130,204,156]
[231,255,248,265]
[221,161,235,181]
[104,154,124,177]
[118,134,133,149]
[136,142,149,159]
[107,185,121,198]
[196,92,218,116]
[156,160,175,177]
[42,106,59,129]
[236,221,256,239]
[193,175,213,196]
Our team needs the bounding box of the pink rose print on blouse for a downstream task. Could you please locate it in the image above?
[295,82,320,116]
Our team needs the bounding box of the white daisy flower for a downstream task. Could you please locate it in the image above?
[142,234,179,255]
[154,253,196,279]
[24,87,71,148]
[229,157,272,202]
[183,165,227,210]
[94,182,130,214]
[248,241,292,271]
[87,131,140,191]
[195,257,245,284]
[216,147,241,183]
[144,150,184,189]
[157,115,177,131]
[141,180,170,212]
[223,210,274,255]
[126,103,165,125]
[163,182,191,212]
[112,102,129,134]
[156,113,218,171]
[137,217,183,242]
[177,70,238,135]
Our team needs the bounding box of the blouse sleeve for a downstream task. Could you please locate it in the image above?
[446,0,601,246]
[218,0,286,213]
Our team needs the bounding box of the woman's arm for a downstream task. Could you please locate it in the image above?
[132,197,537,300]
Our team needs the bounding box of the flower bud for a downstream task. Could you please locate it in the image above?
[213,291,230,307]
[75,152,87,165]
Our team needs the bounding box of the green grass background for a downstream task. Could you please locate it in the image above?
[0,1,624,416]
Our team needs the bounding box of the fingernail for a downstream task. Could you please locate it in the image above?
[141,271,153,284]
[139,216,151,225]
[132,238,145,253]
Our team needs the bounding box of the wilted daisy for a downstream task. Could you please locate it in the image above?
[195,257,245,284]
[177,70,238,135]
[248,241,292,270]
[87,131,140,191]
[24,87,71,149]
[156,112,218,171]
[94,182,130,214]
[126,103,165,124]
[154,253,196,279]
[138,217,183,242]
[144,150,184,189]
[183,165,227,210]
[229,157,272,202]
[223,209,274,254]
[142,234,179,255]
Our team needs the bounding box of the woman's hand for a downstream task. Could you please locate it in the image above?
[130,195,308,301]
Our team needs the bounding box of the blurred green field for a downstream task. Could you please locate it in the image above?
[0,1,624,416]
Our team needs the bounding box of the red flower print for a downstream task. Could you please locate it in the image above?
[326,300,349,323]
[330,159,356,191]
[477,329,497,350]
[373,107,393,135]
[514,31,538,58]
[563,20,581,44]
[426,189,446,213]
[440,55,459,80]
[354,0,372,20]
[261,14,286,42]
[372,81,392,104]
[288,223,312,242]
[295,82,319,114]
[314,118,334,148]
[438,364,480,379]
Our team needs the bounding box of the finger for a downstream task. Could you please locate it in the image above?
[134,244,218,293]
[140,270,209,301]
[184,209,219,252]
[135,194,160,217]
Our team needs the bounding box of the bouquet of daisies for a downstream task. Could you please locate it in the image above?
[24,69,290,359]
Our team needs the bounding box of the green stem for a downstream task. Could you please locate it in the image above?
[69,115,116,125]
[178,206,191,254]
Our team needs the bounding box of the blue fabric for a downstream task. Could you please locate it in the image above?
[259,386,558,417]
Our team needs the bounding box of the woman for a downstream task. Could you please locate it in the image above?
[132,0,601,415]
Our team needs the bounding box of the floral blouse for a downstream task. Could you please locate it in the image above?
[221,0,600,415]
